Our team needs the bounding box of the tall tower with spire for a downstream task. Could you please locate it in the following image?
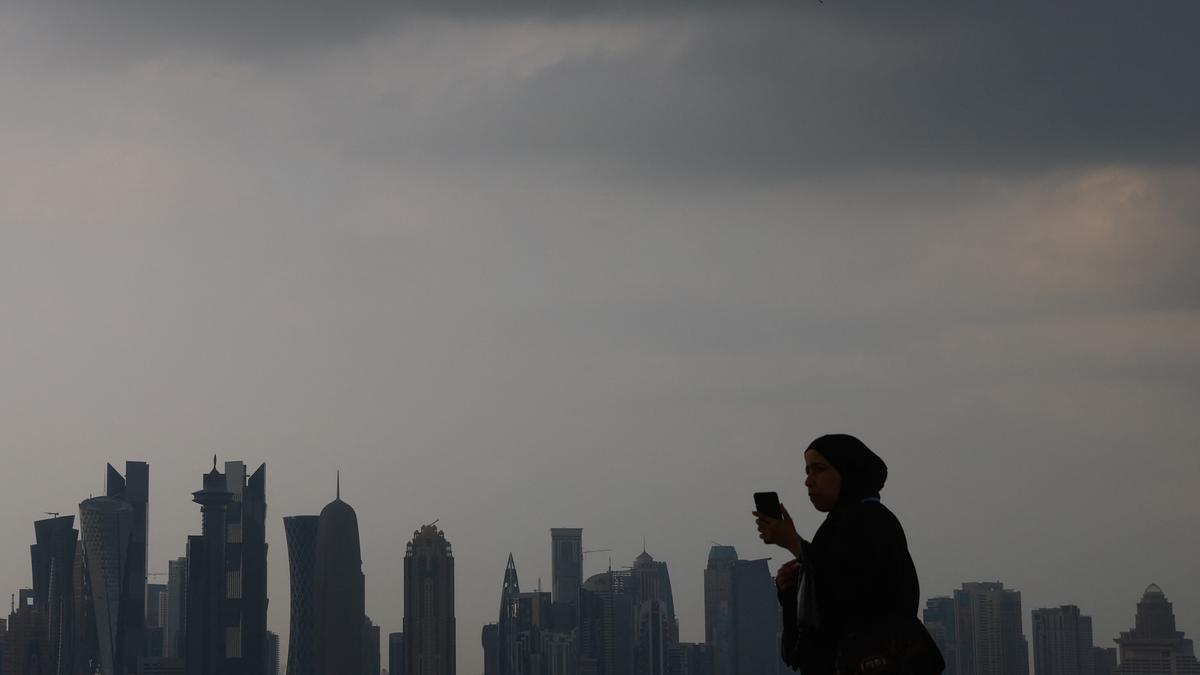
[314,473,365,675]
[186,457,234,675]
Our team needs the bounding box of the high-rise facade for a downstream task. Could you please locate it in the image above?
[266,631,280,675]
[180,459,267,675]
[32,514,79,675]
[186,460,235,675]
[675,643,712,675]
[954,582,1030,675]
[1033,606,1095,675]
[390,632,406,675]
[1113,585,1200,675]
[704,545,778,675]
[221,461,269,675]
[403,524,455,675]
[79,496,136,675]
[6,590,50,675]
[365,619,381,675]
[313,481,365,675]
[704,546,737,675]
[145,583,167,658]
[550,529,583,615]
[631,550,679,675]
[107,461,149,675]
[925,597,958,675]
[578,568,636,675]
[73,537,100,675]
[163,558,187,659]
[492,554,574,675]
[283,515,319,675]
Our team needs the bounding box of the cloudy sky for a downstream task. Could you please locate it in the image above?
[2,1,1198,671]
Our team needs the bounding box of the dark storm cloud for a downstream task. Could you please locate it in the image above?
[16,2,1200,176]
[361,2,1200,178]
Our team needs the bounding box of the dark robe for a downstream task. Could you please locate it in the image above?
[779,498,920,674]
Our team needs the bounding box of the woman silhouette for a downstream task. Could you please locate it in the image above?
[755,434,936,675]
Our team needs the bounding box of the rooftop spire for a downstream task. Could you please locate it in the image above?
[213,454,217,471]
[337,470,341,500]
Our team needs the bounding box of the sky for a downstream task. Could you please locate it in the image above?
[2,1,1199,672]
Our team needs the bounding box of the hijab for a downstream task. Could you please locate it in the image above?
[807,433,887,505]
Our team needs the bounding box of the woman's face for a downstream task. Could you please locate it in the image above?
[804,449,842,512]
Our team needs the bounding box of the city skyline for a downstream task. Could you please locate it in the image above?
[2,1,1199,673]
[1,457,1196,674]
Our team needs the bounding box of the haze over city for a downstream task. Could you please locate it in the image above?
[1,2,1198,674]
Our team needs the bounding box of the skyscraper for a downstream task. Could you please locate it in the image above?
[390,632,406,675]
[314,477,365,675]
[631,550,679,675]
[266,631,280,675]
[704,545,778,675]
[365,619,381,675]
[1113,585,1200,675]
[403,524,455,675]
[185,459,234,675]
[219,461,269,675]
[579,568,636,675]
[107,461,149,675]
[163,558,186,659]
[145,584,167,658]
[6,589,50,675]
[79,496,135,675]
[493,554,568,675]
[1033,606,1095,675]
[925,597,958,675]
[704,546,737,675]
[283,515,319,675]
[72,536,100,675]
[32,514,79,675]
[550,529,583,616]
[954,582,1030,675]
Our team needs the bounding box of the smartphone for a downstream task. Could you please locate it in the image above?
[754,491,782,520]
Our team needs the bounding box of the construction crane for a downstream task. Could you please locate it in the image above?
[44,512,60,518]
[583,548,614,574]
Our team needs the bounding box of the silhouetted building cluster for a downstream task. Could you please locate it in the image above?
[922,583,1199,675]
[281,476,451,675]
[0,460,272,675]
[5,459,1198,675]
[480,535,776,675]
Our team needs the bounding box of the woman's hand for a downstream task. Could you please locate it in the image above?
[754,504,804,558]
[776,559,801,593]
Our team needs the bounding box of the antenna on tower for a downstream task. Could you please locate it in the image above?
[213,455,217,470]
[337,470,341,500]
